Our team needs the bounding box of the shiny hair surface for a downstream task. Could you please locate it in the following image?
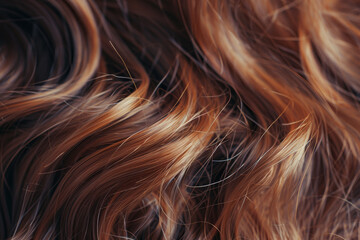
[1,0,360,239]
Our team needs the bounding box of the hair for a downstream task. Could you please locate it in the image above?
[1,0,360,239]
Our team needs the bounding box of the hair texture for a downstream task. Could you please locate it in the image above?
[1,0,360,239]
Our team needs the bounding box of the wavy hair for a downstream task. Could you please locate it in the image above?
[1,0,360,239]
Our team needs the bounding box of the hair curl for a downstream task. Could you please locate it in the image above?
[1,0,360,239]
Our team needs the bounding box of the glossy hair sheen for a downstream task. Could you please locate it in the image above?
[1,0,360,239]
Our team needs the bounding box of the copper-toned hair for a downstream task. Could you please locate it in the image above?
[1,0,360,239]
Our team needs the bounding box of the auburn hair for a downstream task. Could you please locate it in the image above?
[1,0,360,239]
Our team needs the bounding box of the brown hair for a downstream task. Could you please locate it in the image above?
[1,0,360,239]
